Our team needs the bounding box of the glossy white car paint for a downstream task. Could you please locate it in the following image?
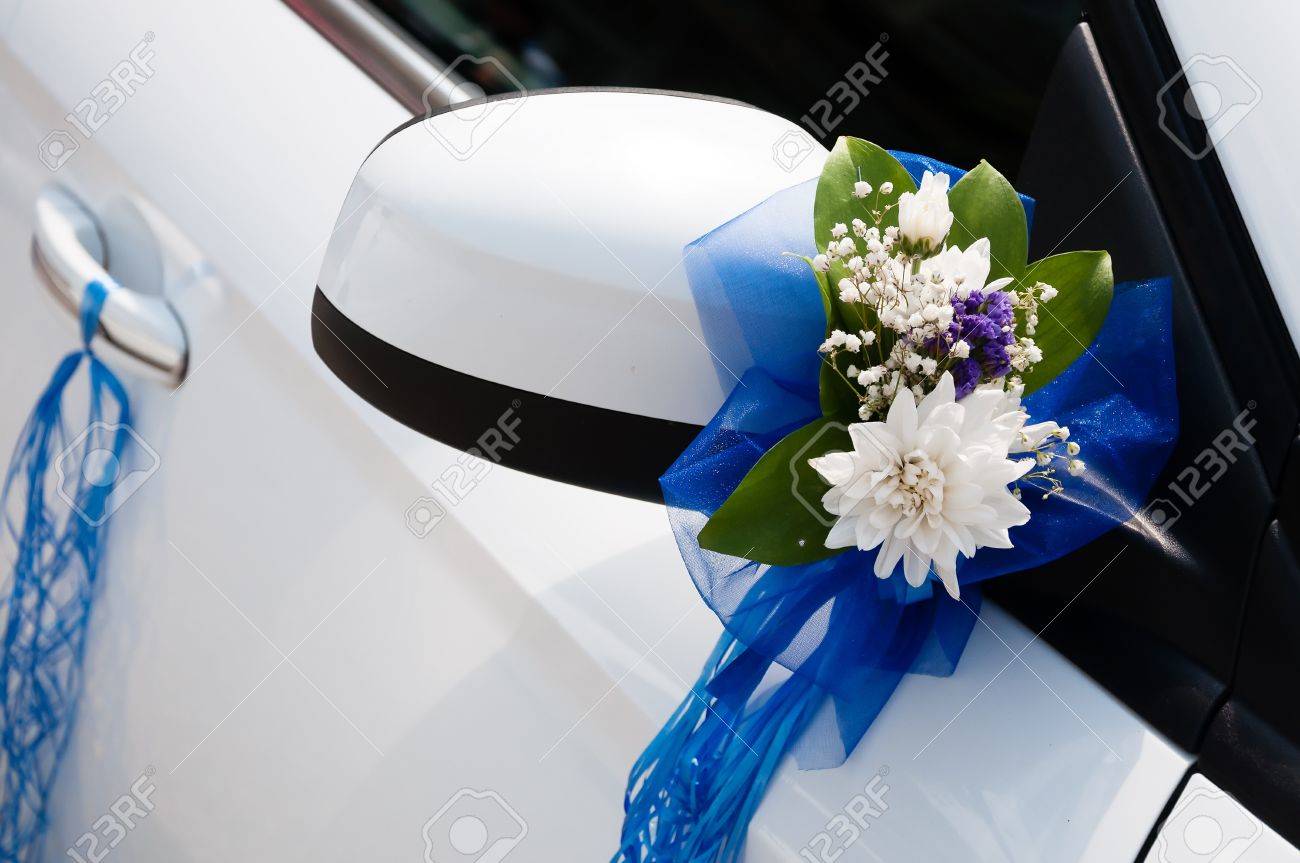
[319,90,825,426]
[1156,0,1300,354]
[0,1,1189,860]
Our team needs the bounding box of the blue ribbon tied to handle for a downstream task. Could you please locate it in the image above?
[0,280,132,863]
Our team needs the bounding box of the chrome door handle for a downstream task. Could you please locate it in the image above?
[32,186,188,384]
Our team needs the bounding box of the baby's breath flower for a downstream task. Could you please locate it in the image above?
[806,174,1075,448]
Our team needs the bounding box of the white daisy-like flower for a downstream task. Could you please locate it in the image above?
[917,237,1013,300]
[808,373,1032,598]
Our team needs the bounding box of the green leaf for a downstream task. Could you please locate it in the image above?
[813,138,916,324]
[820,352,861,420]
[805,256,838,325]
[802,258,861,420]
[814,137,916,244]
[697,418,851,567]
[1017,250,1114,394]
[946,159,1028,282]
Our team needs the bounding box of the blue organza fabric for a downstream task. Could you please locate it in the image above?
[668,153,1178,768]
[616,153,1177,863]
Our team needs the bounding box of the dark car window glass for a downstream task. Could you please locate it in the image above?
[370,0,1082,173]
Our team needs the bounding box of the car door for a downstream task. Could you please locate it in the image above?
[0,5,733,861]
[0,2,1205,861]
[0,4,655,861]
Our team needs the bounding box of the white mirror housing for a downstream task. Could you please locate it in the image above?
[312,88,827,498]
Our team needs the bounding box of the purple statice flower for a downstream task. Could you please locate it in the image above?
[950,357,982,396]
[939,289,1017,397]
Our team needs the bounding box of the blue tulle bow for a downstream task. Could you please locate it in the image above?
[0,281,131,863]
[616,153,1178,862]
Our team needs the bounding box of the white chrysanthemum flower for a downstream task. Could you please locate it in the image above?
[896,170,954,253]
[917,237,1013,299]
[808,373,1032,598]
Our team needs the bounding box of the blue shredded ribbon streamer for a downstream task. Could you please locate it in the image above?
[0,281,131,862]
[615,153,1178,862]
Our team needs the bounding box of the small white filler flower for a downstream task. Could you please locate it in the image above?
[896,170,954,254]
[808,373,1032,598]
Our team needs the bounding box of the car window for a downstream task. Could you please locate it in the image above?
[369,0,1082,172]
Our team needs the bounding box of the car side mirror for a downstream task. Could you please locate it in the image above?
[312,88,825,500]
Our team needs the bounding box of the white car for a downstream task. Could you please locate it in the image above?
[0,1,1296,861]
